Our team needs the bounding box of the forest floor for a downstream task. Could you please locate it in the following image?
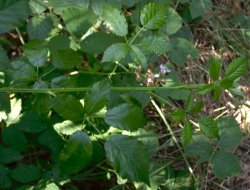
[172,1,250,189]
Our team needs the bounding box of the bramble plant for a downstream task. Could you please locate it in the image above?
[0,0,248,189]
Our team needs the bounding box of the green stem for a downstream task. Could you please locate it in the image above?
[0,84,205,94]
[151,99,197,181]
[129,26,144,45]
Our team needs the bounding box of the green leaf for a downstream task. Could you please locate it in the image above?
[211,151,241,179]
[185,134,213,163]
[182,121,192,146]
[80,31,123,54]
[213,85,222,100]
[0,165,12,189]
[105,135,150,184]
[140,3,167,30]
[189,0,213,19]
[190,101,203,114]
[223,57,248,81]
[171,109,185,121]
[209,57,221,81]
[130,45,147,69]
[84,80,111,115]
[58,131,93,175]
[129,128,159,157]
[23,40,48,67]
[197,84,214,95]
[0,0,29,33]
[102,43,129,63]
[0,146,22,164]
[105,103,145,131]
[162,7,182,35]
[61,7,98,38]
[48,0,89,14]
[51,95,84,121]
[102,6,128,36]
[54,120,84,136]
[29,0,47,14]
[217,116,243,149]
[10,164,41,183]
[166,38,199,65]
[10,59,37,84]
[27,14,53,40]
[219,78,233,89]
[0,45,9,71]
[38,129,64,160]
[199,117,219,139]
[48,35,70,52]
[52,49,82,69]
[140,36,168,55]
[2,127,27,152]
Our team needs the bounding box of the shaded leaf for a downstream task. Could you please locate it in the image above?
[51,95,84,121]
[189,0,213,19]
[0,146,22,164]
[2,127,27,152]
[211,151,241,179]
[130,45,147,69]
[52,49,82,69]
[27,14,53,40]
[23,40,48,67]
[10,164,41,183]
[84,80,111,115]
[59,131,93,175]
[185,134,213,163]
[166,38,199,65]
[0,165,12,189]
[15,112,46,133]
[0,0,29,33]
[102,43,128,63]
[61,7,98,38]
[105,135,150,184]
[217,116,243,149]
[80,31,123,54]
[105,103,144,131]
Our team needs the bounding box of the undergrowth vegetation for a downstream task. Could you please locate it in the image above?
[0,0,249,189]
